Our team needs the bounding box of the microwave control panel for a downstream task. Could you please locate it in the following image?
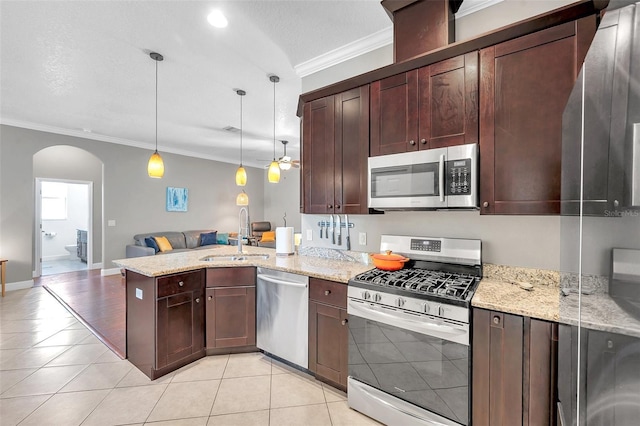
[446,159,471,195]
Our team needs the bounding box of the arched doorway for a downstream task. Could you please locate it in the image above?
[33,145,103,277]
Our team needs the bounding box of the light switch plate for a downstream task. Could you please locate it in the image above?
[135,288,143,299]
[359,232,367,245]
[108,220,116,227]
[306,229,313,241]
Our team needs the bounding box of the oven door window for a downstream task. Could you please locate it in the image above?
[370,162,440,199]
[348,314,469,425]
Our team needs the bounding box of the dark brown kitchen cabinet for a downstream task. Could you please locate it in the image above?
[479,16,596,215]
[472,308,558,426]
[308,278,348,391]
[205,267,256,353]
[302,85,369,214]
[562,6,635,216]
[370,52,478,156]
[126,269,205,379]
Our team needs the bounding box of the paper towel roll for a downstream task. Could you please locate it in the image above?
[276,227,294,255]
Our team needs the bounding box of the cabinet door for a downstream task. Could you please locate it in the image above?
[472,309,524,426]
[419,52,479,149]
[309,301,348,390]
[480,17,596,215]
[156,288,204,369]
[370,71,419,156]
[206,287,255,349]
[303,96,335,213]
[334,86,369,214]
[562,8,632,215]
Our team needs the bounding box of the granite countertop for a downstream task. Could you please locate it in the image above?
[471,264,560,322]
[113,245,374,284]
[560,293,640,338]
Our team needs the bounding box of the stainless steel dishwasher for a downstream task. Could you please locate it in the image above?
[256,267,309,369]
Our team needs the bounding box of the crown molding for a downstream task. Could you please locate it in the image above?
[455,0,504,18]
[0,117,266,168]
[294,26,393,78]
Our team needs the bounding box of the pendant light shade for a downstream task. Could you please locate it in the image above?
[148,52,164,178]
[236,190,249,206]
[235,89,247,186]
[268,74,280,183]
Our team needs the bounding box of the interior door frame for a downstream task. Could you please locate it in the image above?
[34,178,94,277]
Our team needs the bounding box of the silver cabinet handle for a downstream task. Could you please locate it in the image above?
[409,140,416,145]
[324,290,331,296]
[341,319,348,326]
[483,201,489,208]
[420,138,427,144]
[178,281,184,287]
[207,296,212,301]
[195,298,200,303]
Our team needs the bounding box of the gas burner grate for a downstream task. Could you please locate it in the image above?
[353,268,478,301]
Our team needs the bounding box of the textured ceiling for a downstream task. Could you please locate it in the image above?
[0,0,390,167]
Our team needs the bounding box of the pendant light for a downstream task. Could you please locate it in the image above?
[267,74,281,183]
[236,190,249,206]
[147,52,165,178]
[235,89,247,186]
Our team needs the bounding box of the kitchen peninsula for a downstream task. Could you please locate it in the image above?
[114,246,373,380]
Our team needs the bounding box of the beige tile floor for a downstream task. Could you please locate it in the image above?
[0,287,381,426]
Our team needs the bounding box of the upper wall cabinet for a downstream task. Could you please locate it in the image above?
[562,5,636,216]
[302,86,370,214]
[479,17,596,215]
[370,52,479,156]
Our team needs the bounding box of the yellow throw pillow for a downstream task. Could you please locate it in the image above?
[154,236,173,252]
[260,231,276,243]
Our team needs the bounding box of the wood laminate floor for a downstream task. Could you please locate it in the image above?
[37,270,126,359]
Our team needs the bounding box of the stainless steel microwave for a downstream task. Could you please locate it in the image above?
[368,143,478,210]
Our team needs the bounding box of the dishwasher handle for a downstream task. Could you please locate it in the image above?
[257,274,308,288]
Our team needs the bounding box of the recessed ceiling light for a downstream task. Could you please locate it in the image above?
[207,10,228,28]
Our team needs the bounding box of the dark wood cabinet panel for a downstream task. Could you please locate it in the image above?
[206,267,255,288]
[371,53,478,156]
[480,17,596,215]
[309,301,348,390]
[308,278,348,390]
[206,287,255,349]
[156,289,204,369]
[562,6,632,215]
[126,269,205,378]
[473,308,558,426]
[420,52,479,149]
[302,86,369,214]
[370,72,419,155]
[303,97,335,214]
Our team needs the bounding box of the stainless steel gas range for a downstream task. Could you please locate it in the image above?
[347,235,482,426]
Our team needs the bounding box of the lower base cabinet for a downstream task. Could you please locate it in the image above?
[205,267,256,353]
[472,308,558,426]
[308,278,348,390]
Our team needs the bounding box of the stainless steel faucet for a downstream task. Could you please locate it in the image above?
[238,207,249,253]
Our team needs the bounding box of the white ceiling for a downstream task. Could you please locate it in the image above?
[0,0,494,168]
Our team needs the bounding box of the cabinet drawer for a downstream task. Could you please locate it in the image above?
[206,267,256,288]
[157,270,203,298]
[309,278,347,309]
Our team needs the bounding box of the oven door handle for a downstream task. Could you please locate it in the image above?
[348,300,468,344]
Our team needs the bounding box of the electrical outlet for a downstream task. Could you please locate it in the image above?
[359,232,367,245]
[306,229,313,241]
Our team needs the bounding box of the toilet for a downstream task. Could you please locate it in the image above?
[64,244,78,260]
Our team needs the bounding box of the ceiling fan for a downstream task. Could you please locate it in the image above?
[277,140,300,170]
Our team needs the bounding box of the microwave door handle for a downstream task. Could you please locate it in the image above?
[439,154,445,203]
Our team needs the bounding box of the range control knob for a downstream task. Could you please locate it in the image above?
[373,293,382,302]
[362,291,371,300]
[438,306,445,316]
[396,297,405,308]
[422,303,431,314]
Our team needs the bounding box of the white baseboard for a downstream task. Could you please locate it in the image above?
[101,267,121,276]
[91,262,103,270]
[5,280,35,293]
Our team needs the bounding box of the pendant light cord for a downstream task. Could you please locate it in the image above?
[240,94,243,166]
[273,78,276,160]
[155,59,158,154]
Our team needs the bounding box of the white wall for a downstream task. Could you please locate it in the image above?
[263,167,301,231]
[41,182,89,260]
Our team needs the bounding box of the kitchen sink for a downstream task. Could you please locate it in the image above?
[201,254,270,262]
